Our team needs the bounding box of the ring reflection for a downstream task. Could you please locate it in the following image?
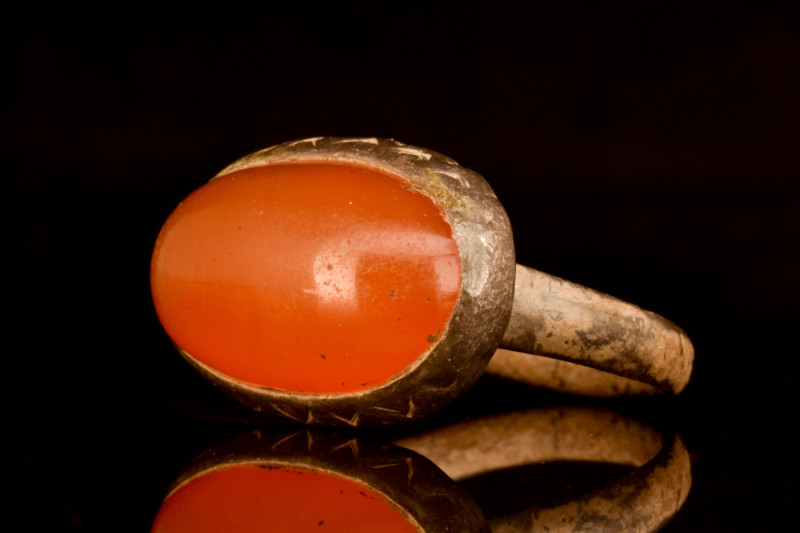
[152,407,689,532]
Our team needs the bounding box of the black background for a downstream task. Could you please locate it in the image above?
[6,2,799,530]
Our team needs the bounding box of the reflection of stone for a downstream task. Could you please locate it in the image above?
[153,407,689,532]
[152,428,489,533]
[397,407,691,532]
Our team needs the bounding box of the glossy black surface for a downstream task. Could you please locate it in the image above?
[7,3,798,531]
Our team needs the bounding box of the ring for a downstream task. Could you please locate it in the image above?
[150,137,694,425]
[152,407,690,532]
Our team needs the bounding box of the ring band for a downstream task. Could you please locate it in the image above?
[499,264,693,394]
[486,350,662,397]
[151,137,694,425]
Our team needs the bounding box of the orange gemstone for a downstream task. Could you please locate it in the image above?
[151,163,461,393]
[151,464,420,533]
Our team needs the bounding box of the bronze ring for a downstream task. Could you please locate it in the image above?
[151,137,694,425]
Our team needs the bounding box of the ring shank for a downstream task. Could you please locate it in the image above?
[486,350,663,397]
[498,264,693,394]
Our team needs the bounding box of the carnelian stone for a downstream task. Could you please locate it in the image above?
[151,163,461,393]
[151,464,420,533]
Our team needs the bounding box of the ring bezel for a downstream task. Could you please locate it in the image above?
[177,137,516,426]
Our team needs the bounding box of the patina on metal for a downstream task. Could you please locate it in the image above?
[501,265,693,394]
[167,137,694,425]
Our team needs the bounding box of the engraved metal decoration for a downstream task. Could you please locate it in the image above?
[156,137,694,426]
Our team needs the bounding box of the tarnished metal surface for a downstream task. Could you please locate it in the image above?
[180,137,516,426]
[169,136,692,425]
[486,348,662,397]
[500,265,694,393]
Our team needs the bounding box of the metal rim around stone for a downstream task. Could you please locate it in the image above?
[178,137,516,426]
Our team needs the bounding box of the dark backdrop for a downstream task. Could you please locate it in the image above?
[7,2,799,530]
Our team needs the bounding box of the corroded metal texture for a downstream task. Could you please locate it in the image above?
[160,428,489,533]
[397,407,691,532]
[500,265,694,394]
[167,137,693,426]
[179,137,516,426]
[486,349,662,397]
